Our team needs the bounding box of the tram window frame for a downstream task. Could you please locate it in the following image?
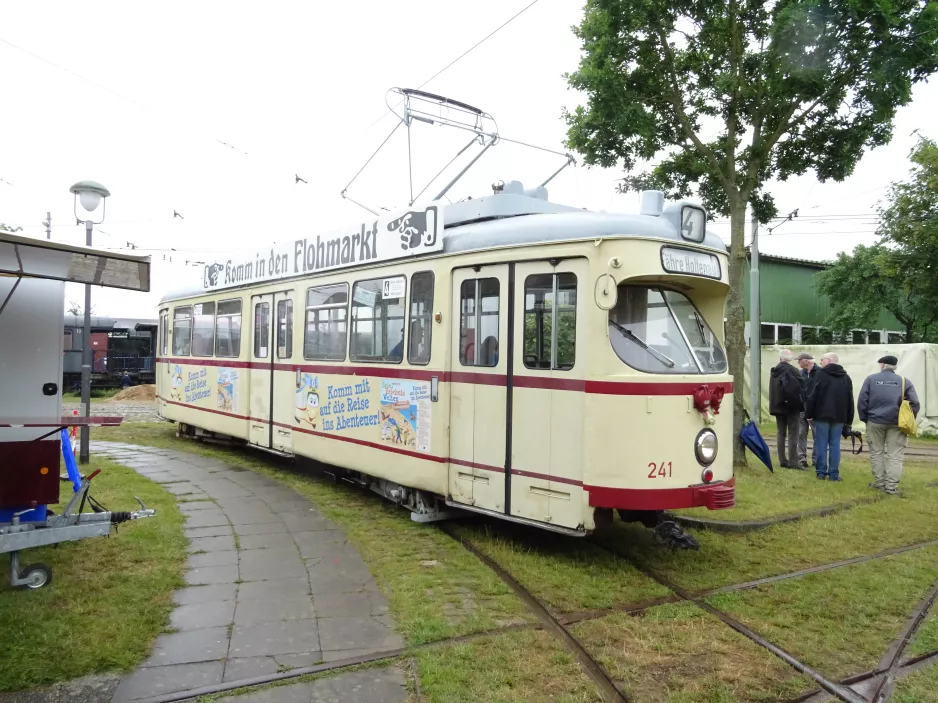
[254,302,270,359]
[277,299,293,359]
[408,271,434,365]
[172,306,193,356]
[159,311,168,355]
[459,278,500,367]
[523,272,577,371]
[304,283,349,361]
[191,301,216,357]
[350,276,407,364]
[215,299,242,358]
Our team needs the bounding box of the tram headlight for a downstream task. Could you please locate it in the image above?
[695,429,718,466]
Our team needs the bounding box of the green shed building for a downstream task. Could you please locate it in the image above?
[741,251,906,346]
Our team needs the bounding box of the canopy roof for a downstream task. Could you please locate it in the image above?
[0,231,150,292]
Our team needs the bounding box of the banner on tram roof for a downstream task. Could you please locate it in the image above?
[201,205,444,290]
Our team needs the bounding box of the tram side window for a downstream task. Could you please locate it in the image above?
[459,278,499,367]
[172,306,192,355]
[215,299,242,357]
[254,302,270,359]
[305,284,348,360]
[350,276,406,363]
[159,313,168,355]
[277,299,293,359]
[408,272,434,365]
[523,273,577,370]
[191,302,215,357]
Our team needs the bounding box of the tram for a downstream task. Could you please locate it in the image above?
[156,181,734,543]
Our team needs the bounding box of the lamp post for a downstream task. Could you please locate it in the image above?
[69,180,111,464]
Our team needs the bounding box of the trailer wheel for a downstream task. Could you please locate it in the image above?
[17,563,52,590]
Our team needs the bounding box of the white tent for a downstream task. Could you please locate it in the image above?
[742,344,937,435]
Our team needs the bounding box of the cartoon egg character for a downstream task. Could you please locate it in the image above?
[305,391,320,429]
[170,367,184,401]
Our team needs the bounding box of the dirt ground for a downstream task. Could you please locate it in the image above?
[109,384,156,402]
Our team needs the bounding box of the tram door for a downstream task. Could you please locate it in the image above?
[248,294,274,448]
[449,265,510,512]
[510,260,587,529]
[271,293,295,453]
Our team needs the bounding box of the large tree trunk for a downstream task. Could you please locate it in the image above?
[725,200,749,467]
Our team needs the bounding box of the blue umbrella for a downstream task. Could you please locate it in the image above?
[739,410,773,472]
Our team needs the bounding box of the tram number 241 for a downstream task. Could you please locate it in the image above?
[647,461,673,479]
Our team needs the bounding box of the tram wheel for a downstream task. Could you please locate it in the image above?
[17,563,52,590]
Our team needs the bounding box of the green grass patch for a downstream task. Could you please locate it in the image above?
[675,461,883,521]
[894,661,938,703]
[909,610,938,657]
[93,424,532,644]
[706,547,938,679]
[63,388,122,401]
[569,603,813,702]
[595,457,938,591]
[412,628,602,702]
[0,458,186,691]
[451,521,669,614]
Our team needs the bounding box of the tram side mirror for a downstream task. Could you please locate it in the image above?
[430,376,439,403]
[42,382,58,396]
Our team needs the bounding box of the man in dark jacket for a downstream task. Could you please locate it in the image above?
[805,352,855,481]
[858,355,920,495]
[769,349,803,468]
[796,352,820,468]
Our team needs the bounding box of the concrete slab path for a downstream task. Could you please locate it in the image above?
[91,442,407,703]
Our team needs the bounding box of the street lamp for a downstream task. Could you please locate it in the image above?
[70,180,111,464]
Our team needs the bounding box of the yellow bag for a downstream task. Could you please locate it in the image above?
[899,376,918,437]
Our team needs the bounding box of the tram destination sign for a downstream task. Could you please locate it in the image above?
[660,246,721,280]
[201,205,443,290]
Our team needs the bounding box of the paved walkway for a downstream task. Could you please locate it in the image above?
[91,442,407,703]
[64,402,164,423]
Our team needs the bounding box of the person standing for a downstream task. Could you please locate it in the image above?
[796,352,821,468]
[806,352,854,481]
[857,355,920,496]
[769,349,803,469]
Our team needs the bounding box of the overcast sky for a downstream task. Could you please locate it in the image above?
[2,0,936,318]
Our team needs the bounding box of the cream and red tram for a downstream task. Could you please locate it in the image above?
[156,184,734,539]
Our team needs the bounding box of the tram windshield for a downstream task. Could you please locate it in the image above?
[608,285,727,374]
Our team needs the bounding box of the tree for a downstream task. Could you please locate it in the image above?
[818,137,938,342]
[564,0,938,464]
[0,223,23,233]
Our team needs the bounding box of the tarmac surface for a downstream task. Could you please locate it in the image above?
[89,441,407,703]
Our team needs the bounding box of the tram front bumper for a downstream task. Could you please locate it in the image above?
[586,477,736,511]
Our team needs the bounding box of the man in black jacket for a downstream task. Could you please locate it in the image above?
[806,352,855,481]
[797,352,820,468]
[769,349,803,469]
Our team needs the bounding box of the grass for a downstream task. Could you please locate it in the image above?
[909,610,938,657]
[450,521,670,614]
[410,628,602,703]
[894,662,938,703]
[594,456,938,592]
[705,547,938,679]
[93,423,532,645]
[0,457,186,691]
[758,422,938,447]
[674,461,884,521]
[570,603,813,702]
[62,388,122,401]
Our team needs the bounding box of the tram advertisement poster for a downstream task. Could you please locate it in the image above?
[379,380,431,452]
[201,205,444,291]
[217,368,239,413]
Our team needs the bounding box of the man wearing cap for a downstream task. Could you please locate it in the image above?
[858,355,921,495]
[796,352,820,468]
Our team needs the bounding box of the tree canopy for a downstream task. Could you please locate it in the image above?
[564,0,938,461]
[818,136,938,342]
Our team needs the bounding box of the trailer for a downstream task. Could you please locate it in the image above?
[0,230,154,589]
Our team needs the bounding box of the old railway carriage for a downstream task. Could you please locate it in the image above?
[157,185,734,537]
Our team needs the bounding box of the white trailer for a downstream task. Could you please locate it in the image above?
[0,231,154,589]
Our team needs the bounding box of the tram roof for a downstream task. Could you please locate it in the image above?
[159,191,726,304]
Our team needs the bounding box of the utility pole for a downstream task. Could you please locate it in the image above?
[80,218,93,463]
[44,212,51,239]
[749,219,761,423]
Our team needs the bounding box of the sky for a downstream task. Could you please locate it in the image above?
[1,0,936,318]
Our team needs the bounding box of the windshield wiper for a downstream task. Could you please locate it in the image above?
[608,320,675,368]
[692,311,717,365]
